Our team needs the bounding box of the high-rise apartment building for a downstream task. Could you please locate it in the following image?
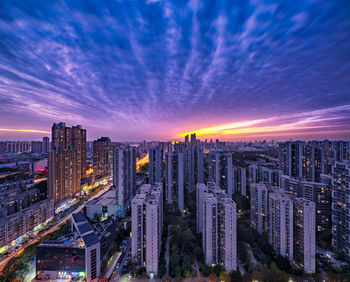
[281,175,332,232]
[184,135,189,145]
[279,140,349,182]
[250,183,269,234]
[51,122,86,177]
[42,136,50,153]
[233,166,247,196]
[165,151,185,211]
[196,183,209,233]
[293,198,316,274]
[332,161,350,262]
[72,125,87,178]
[196,182,221,233]
[113,146,136,217]
[31,141,43,153]
[269,193,293,261]
[0,141,31,153]
[190,133,197,147]
[48,123,86,204]
[48,148,80,204]
[279,141,303,178]
[93,137,111,178]
[334,141,350,161]
[149,146,163,184]
[249,165,282,187]
[208,152,234,198]
[185,147,204,193]
[131,183,163,276]
[201,187,237,272]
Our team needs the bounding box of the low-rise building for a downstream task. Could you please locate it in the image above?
[85,189,117,220]
[36,211,117,281]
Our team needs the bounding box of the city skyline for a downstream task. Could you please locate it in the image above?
[1,0,350,141]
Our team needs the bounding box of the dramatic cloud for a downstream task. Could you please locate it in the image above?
[0,0,349,141]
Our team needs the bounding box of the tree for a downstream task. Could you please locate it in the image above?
[199,261,210,277]
[182,228,195,250]
[158,264,166,278]
[212,264,224,276]
[276,255,292,273]
[230,270,242,282]
[183,255,192,268]
[170,254,181,273]
[175,265,182,277]
[237,242,249,264]
[194,246,203,260]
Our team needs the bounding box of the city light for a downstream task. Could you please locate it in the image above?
[136,154,149,171]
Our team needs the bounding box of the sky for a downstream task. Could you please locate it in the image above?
[0,0,350,141]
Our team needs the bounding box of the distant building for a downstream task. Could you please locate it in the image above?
[190,133,197,147]
[250,183,269,234]
[185,147,204,193]
[131,183,163,276]
[31,141,43,153]
[233,166,247,196]
[281,175,332,232]
[279,141,303,178]
[279,140,350,181]
[93,137,111,178]
[208,152,234,198]
[184,135,189,145]
[113,146,136,217]
[249,165,282,187]
[149,146,163,184]
[42,136,50,153]
[0,141,31,153]
[165,151,185,211]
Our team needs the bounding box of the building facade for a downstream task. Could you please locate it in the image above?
[293,198,316,274]
[93,137,111,178]
[113,146,136,217]
[250,183,269,234]
[165,151,185,211]
[48,123,86,204]
[332,161,350,262]
[199,184,237,272]
[149,147,163,185]
[269,193,293,261]
[131,184,163,276]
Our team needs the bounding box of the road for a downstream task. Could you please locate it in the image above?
[111,239,131,281]
[164,225,171,278]
[247,249,257,265]
[237,260,246,276]
[0,182,112,273]
[102,251,121,280]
